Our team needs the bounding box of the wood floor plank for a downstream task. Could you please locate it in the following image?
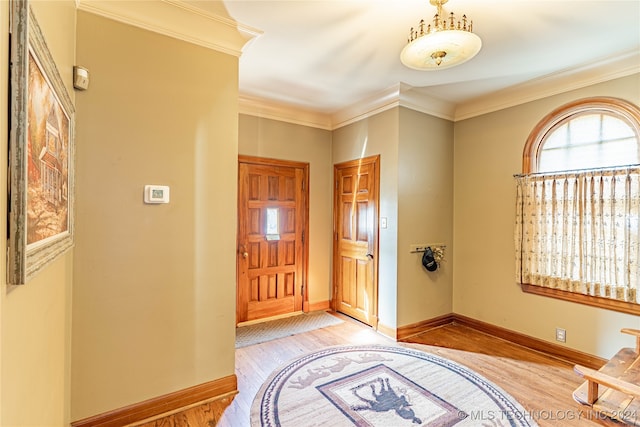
[403,323,622,427]
[153,313,626,426]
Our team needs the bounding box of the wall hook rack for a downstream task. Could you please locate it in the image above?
[411,244,447,267]
[410,244,446,254]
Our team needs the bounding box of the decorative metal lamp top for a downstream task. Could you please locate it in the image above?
[401,0,482,70]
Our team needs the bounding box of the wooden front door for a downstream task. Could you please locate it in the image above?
[237,156,308,324]
[333,155,379,327]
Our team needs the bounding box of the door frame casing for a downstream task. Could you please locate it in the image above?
[332,155,380,329]
[237,155,310,323]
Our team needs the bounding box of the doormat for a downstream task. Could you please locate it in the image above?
[252,345,538,426]
[235,311,344,348]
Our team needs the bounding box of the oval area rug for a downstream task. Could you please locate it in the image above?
[251,345,538,427]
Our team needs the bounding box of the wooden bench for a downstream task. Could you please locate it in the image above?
[573,328,640,426]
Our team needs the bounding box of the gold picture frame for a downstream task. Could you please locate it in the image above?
[8,0,75,285]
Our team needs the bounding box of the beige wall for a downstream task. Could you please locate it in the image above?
[397,107,454,326]
[332,109,399,329]
[453,74,640,359]
[1,4,637,426]
[238,115,332,305]
[1,1,76,426]
[331,107,454,330]
[72,12,238,420]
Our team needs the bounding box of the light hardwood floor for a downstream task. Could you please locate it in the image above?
[146,312,623,426]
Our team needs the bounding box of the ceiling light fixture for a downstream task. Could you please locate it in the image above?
[401,0,481,70]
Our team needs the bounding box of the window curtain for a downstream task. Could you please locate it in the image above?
[515,167,640,303]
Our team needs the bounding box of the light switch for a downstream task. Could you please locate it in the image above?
[380,217,388,229]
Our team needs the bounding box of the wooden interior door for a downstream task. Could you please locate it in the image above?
[237,157,308,324]
[333,155,379,327]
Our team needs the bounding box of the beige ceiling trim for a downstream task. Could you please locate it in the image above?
[76,0,261,57]
[239,85,404,131]
[455,51,640,121]
[239,84,457,130]
[238,93,397,131]
[238,95,333,130]
[330,84,403,130]
[329,83,457,128]
[238,52,639,129]
[398,85,456,122]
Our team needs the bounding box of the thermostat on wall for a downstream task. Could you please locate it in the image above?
[144,185,170,204]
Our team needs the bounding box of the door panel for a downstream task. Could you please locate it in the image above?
[237,158,308,324]
[333,156,379,327]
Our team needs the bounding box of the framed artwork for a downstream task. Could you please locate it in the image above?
[8,0,75,285]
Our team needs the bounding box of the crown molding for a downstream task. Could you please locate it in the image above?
[238,95,333,130]
[76,0,261,57]
[239,84,457,130]
[238,52,639,129]
[238,87,400,131]
[454,51,640,121]
[398,84,456,121]
[330,84,402,130]
[330,83,457,129]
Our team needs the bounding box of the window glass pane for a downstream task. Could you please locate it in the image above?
[538,112,639,172]
[602,115,635,140]
[567,114,601,146]
[537,155,566,173]
[564,145,600,170]
[542,123,568,149]
[601,138,638,165]
[266,208,279,235]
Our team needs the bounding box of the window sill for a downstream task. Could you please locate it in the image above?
[521,283,640,316]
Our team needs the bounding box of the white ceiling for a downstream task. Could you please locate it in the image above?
[202,0,640,119]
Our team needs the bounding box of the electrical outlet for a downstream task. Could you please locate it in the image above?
[555,328,566,343]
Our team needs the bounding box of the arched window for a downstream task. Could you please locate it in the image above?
[516,97,640,314]
[523,97,640,173]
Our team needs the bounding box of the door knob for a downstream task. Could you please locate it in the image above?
[239,245,249,259]
[366,253,374,260]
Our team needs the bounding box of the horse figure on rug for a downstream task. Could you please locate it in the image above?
[350,377,422,424]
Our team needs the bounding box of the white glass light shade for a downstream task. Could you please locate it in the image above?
[401,30,482,70]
